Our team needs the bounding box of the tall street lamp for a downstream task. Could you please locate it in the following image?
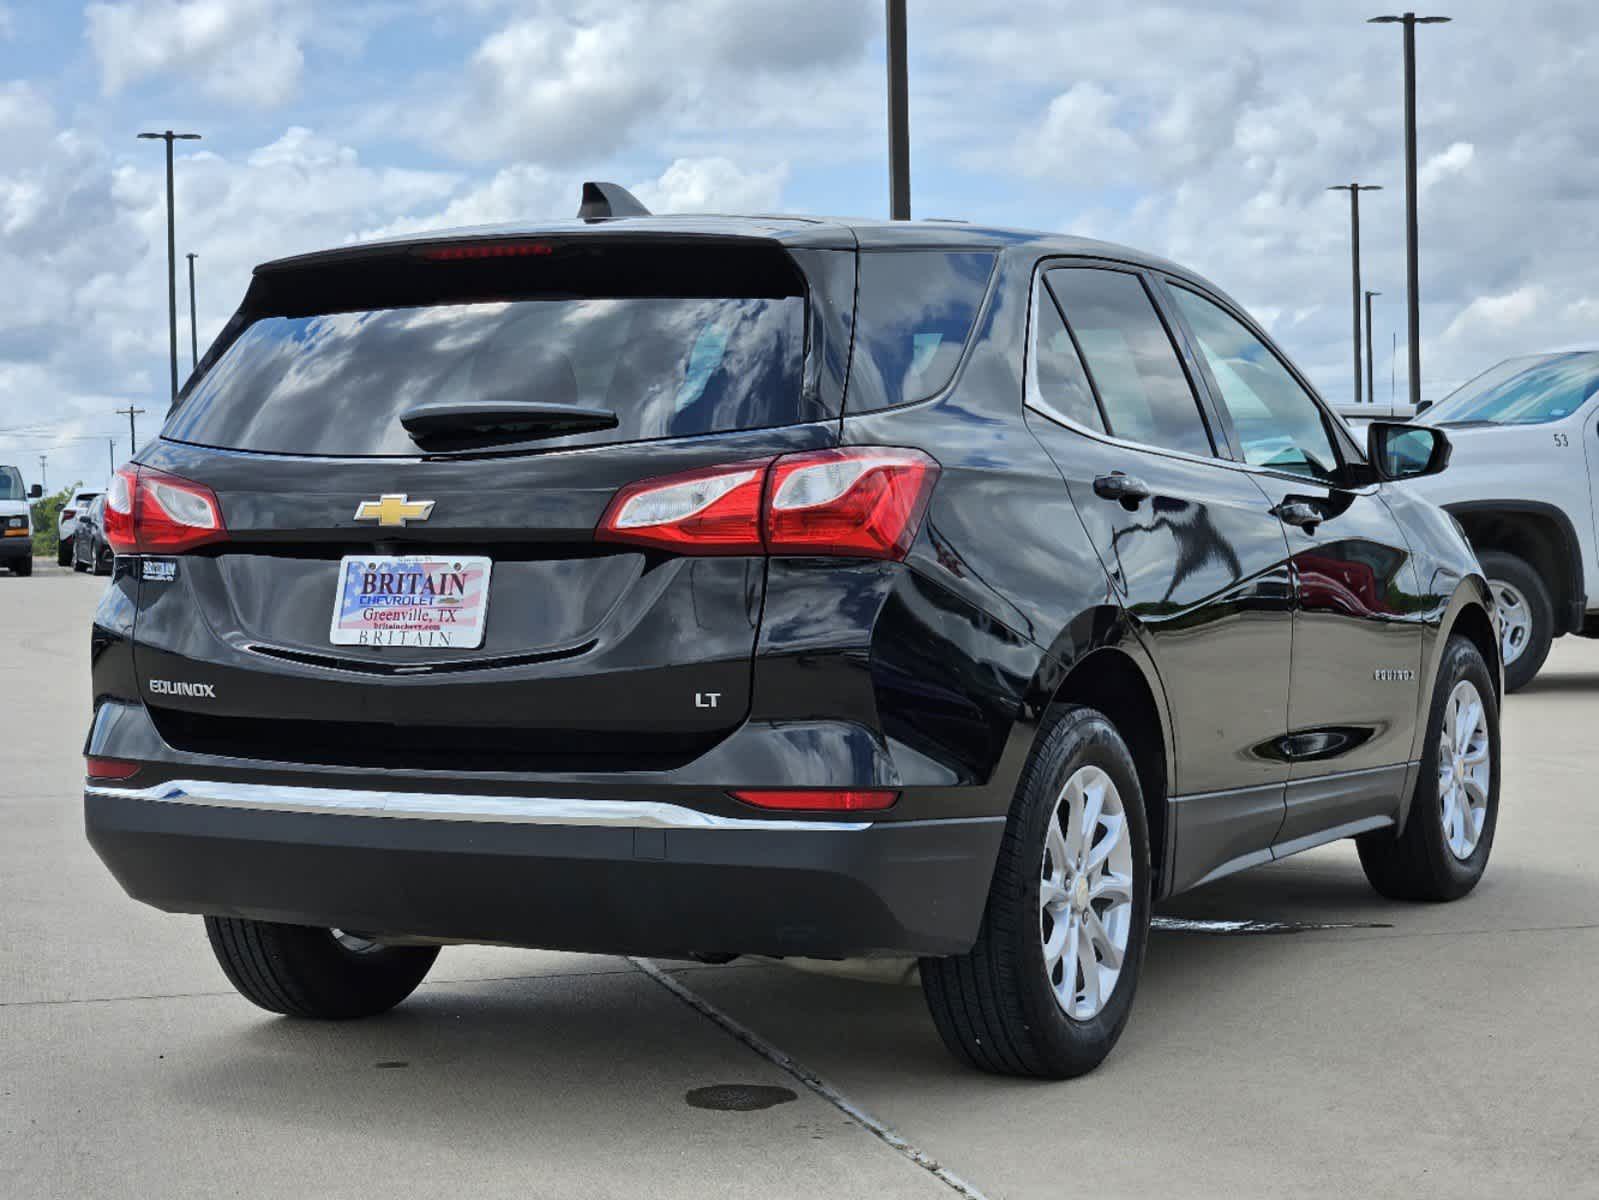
[1328,183,1382,405]
[186,252,199,370]
[1365,290,1381,408]
[1369,13,1451,408]
[885,0,910,219]
[137,130,202,404]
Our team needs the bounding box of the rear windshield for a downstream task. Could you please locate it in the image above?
[164,244,811,457]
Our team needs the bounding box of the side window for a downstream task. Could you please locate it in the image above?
[1045,268,1215,457]
[1030,284,1105,432]
[849,251,997,411]
[1169,286,1340,480]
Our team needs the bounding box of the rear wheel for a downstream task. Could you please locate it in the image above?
[204,917,439,1019]
[10,556,31,577]
[56,541,71,566]
[1479,550,1551,692]
[921,706,1150,1078]
[1357,635,1499,901]
[72,540,88,572]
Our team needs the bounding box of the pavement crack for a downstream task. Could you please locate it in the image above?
[629,956,992,1200]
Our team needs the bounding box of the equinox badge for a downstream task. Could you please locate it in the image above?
[354,494,436,527]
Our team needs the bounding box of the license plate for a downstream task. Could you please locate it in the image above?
[329,555,492,648]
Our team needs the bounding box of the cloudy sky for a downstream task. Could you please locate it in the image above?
[2,0,1595,492]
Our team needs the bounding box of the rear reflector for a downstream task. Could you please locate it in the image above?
[85,757,140,781]
[104,464,226,555]
[729,788,899,813]
[596,447,939,561]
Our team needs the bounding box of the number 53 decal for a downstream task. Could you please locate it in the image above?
[1555,433,1571,447]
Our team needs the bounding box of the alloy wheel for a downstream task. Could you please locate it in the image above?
[1490,579,1532,666]
[1039,765,1135,1020]
[1438,679,1491,860]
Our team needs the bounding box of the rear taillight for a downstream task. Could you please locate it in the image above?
[103,464,225,555]
[61,509,76,520]
[729,788,899,813]
[596,447,939,561]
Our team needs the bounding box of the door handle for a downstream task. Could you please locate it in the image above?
[1093,473,1151,505]
[1273,500,1323,532]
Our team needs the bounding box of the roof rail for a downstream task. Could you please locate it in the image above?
[578,182,652,221]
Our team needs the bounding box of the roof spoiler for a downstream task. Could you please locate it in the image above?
[578,181,652,221]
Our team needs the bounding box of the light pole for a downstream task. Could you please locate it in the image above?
[1365,290,1381,408]
[1328,183,1382,405]
[885,0,910,219]
[137,130,201,404]
[1369,13,1451,408]
[186,252,199,371]
[37,454,47,493]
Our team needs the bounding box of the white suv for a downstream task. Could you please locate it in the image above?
[57,488,101,567]
[1404,350,1599,689]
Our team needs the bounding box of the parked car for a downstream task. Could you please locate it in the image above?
[84,188,1502,1079]
[1402,350,1599,690]
[0,463,40,576]
[57,488,102,567]
[72,493,113,575]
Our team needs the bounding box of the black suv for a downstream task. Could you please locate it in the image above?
[86,187,1500,1078]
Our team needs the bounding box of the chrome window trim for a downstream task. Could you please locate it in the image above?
[86,779,875,832]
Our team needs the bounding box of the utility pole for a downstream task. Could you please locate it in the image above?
[37,454,47,493]
[885,0,910,220]
[186,252,199,371]
[137,130,202,403]
[107,438,117,475]
[115,405,146,458]
[1369,13,1451,408]
[1365,290,1381,408]
[1328,183,1382,405]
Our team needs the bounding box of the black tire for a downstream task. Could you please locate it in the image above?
[92,543,112,576]
[1478,550,1551,692]
[204,917,439,1019]
[57,541,71,567]
[11,556,31,577]
[1357,635,1500,902]
[920,706,1151,1078]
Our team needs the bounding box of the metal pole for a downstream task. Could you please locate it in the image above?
[1402,18,1420,408]
[116,405,146,457]
[107,438,116,475]
[885,0,910,220]
[1365,291,1381,408]
[38,454,47,493]
[186,252,198,371]
[1329,184,1380,406]
[137,131,200,404]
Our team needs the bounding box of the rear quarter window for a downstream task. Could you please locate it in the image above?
[847,250,996,412]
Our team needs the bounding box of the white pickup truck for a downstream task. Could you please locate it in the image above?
[0,464,41,577]
[1399,350,1599,690]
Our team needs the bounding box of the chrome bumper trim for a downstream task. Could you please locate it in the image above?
[84,779,874,833]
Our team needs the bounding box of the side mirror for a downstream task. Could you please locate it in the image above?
[1368,421,1450,481]
[28,484,42,499]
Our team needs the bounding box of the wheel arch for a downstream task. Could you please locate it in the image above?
[1036,631,1175,899]
[1446,501,1585,635]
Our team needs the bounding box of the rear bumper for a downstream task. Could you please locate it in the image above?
[85,781,1004,958]
[0,536,31,559]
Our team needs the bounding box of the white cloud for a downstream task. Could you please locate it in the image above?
[85,0,310,107]
[1420,141,1476,194]
[630,157,787,214]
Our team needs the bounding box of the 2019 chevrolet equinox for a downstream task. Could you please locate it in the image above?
[84,185,1501,1078]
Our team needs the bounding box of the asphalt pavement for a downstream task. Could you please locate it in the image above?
[4,560,1596,1198]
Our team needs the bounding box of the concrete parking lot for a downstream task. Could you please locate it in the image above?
[4,560,1597,1199]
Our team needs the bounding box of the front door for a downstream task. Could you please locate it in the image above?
[1161,280,1426,853]
[1024,263,1294,893]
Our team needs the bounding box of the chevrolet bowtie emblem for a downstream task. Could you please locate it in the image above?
[353,494,436,527]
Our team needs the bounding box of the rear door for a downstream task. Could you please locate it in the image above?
[1159,278,1425,851]
[1023,262,1295,892]
[130,236,848,773]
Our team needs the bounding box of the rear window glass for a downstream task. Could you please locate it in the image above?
[848,251,996,410]
[0,466,23,500]
[165,295,805,457]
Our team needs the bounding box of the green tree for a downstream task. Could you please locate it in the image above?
[31,482,81,557]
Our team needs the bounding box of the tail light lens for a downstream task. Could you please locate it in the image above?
[729,788,899,813]
[596,447,939,561]
[85,757,141,781]
[103,465,225,554]
[61,509,76,520]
